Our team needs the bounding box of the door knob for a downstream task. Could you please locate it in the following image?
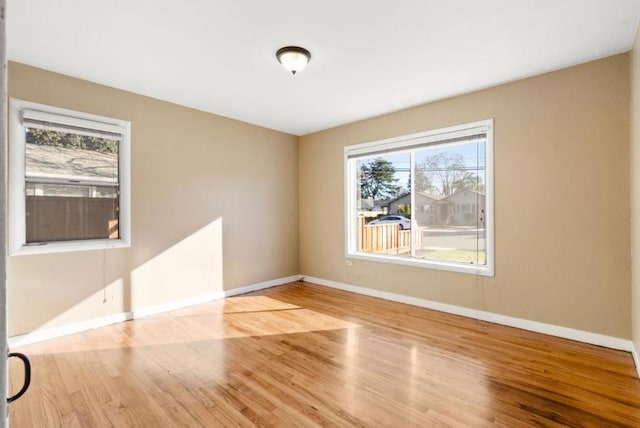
[7,352,31,403]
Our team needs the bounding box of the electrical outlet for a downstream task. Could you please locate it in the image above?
[345,259,353,267]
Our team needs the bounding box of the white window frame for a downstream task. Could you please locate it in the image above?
[344,119,494,277]
[9,99,131,255]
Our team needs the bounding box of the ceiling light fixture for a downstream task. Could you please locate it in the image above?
[276,46,311,75]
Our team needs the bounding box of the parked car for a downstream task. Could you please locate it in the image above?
[368,215,411,230]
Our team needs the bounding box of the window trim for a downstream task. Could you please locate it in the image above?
[344,119,494,277]
[9,98,131,256]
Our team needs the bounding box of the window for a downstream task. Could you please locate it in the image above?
[345,119,494,276]
[9,99,131,255]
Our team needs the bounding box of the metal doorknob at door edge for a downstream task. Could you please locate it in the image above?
[7,352,30,403]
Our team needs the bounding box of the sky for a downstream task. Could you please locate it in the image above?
[357,139,486,194]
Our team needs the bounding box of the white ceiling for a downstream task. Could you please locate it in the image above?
[8,0,640,136]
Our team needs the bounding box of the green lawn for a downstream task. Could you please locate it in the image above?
[414,249,486,264]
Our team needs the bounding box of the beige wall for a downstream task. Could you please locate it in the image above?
[300,54,631,338]
[7,62,299,336]
[632,32,640,355]
[8,53,634,341]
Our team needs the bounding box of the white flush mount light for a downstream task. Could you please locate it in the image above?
[276,46,311,75]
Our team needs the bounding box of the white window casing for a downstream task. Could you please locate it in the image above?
[9,99,131,255]
[344,119,494,277]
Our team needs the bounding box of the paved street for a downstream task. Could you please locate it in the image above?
[420,232,485,251]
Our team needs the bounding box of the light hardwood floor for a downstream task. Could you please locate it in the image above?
[8,281,640,427]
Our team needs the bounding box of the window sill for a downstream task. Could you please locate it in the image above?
[10,238,130,256]
[346,251,495,277]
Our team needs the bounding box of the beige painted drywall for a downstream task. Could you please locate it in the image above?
[632,31,640,355]
[299,54,631,338]
[7,62,299,336]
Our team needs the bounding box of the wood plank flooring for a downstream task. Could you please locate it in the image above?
[8,281,640,427]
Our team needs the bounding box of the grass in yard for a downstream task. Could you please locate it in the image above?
[415,249,486,264]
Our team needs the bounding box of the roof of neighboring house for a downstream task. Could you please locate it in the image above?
[442,189,486,201]
[417,192,447,201]
[361,198,391,209]
[26,144,118,182]
[385,191,448,205]
[383,189,487,205]
[383,192,410,205]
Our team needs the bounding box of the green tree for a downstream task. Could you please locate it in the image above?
[359,158,400,200]
[396,204,411,217]
[26,129,118,154]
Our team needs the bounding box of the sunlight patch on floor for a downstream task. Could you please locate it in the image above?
[21,295,360,354]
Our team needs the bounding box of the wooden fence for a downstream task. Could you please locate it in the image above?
[26,196,119,242]
[358,216,421,255]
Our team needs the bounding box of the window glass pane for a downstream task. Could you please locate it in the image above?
[25,183,119,243]
[25,183,118,198]
[356,154,411,256]
[412,140,486,265]
[25,128,118,183]
[24,128,120,243]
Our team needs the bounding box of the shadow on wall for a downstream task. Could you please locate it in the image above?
[7,217,224,337]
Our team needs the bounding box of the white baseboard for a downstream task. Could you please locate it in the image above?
[225,275,302,297]
[8,274,302,348]
[632,342,640,378]
[302,276,633,352]
[130,290,226,319]
[9,312,131,348]
[10,272,633,357]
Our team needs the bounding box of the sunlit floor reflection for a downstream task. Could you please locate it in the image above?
[8,284,640,427]
[21,295,360,354]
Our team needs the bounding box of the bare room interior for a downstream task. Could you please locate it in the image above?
[4,1,640,426]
